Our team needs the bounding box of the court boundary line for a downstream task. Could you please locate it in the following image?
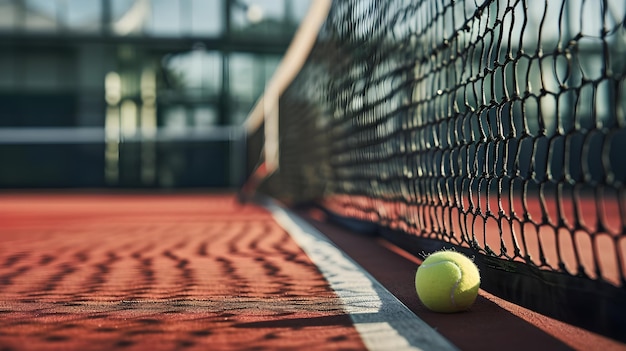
[263,198,458,351]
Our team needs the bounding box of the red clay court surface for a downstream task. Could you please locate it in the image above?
[0,193,624,351]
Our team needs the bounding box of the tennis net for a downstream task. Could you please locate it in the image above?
[243,0,626,341]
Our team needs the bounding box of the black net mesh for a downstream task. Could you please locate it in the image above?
[249,0,626,341]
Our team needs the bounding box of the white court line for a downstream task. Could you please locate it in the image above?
[264,199,458,351]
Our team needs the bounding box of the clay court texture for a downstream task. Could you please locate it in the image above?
[0,193,624,350]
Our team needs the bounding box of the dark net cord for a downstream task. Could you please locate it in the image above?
[248,0,626,341]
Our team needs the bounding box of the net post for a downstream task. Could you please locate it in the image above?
[264,86,280,173]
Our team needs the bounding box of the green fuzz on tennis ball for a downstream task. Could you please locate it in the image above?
[415,250,480,313]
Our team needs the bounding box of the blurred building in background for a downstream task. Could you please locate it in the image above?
[0,0,309,188]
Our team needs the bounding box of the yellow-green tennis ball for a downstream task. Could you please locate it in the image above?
[415,251,480,313]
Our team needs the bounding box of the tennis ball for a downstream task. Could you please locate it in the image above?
[414,250,480,313]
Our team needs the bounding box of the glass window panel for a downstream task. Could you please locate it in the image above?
[229,54,256,102]
[21,51,76,90]
[25,0,59,31]
[111,0,150,35]
[230,53,281,103]
[0,52,16,88]
[192,105,218,126]
[57,53,77,90]
[255,0,286,19]
[242,0,285,23]
[24,54,60,89]
[161,105,218,128]
[112,0,135,20]
[231,0,286,34]
[147,0,181,36]
[162,105,187,128]
[165,50,222,96]
[263,56,281,83]
[0,0,19,29]
[288,0,311,23]
[230,104,252,125]
[190,0,222,36]
[64,0,101,32]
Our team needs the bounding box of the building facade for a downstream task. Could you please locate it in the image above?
[0,0,308,188]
